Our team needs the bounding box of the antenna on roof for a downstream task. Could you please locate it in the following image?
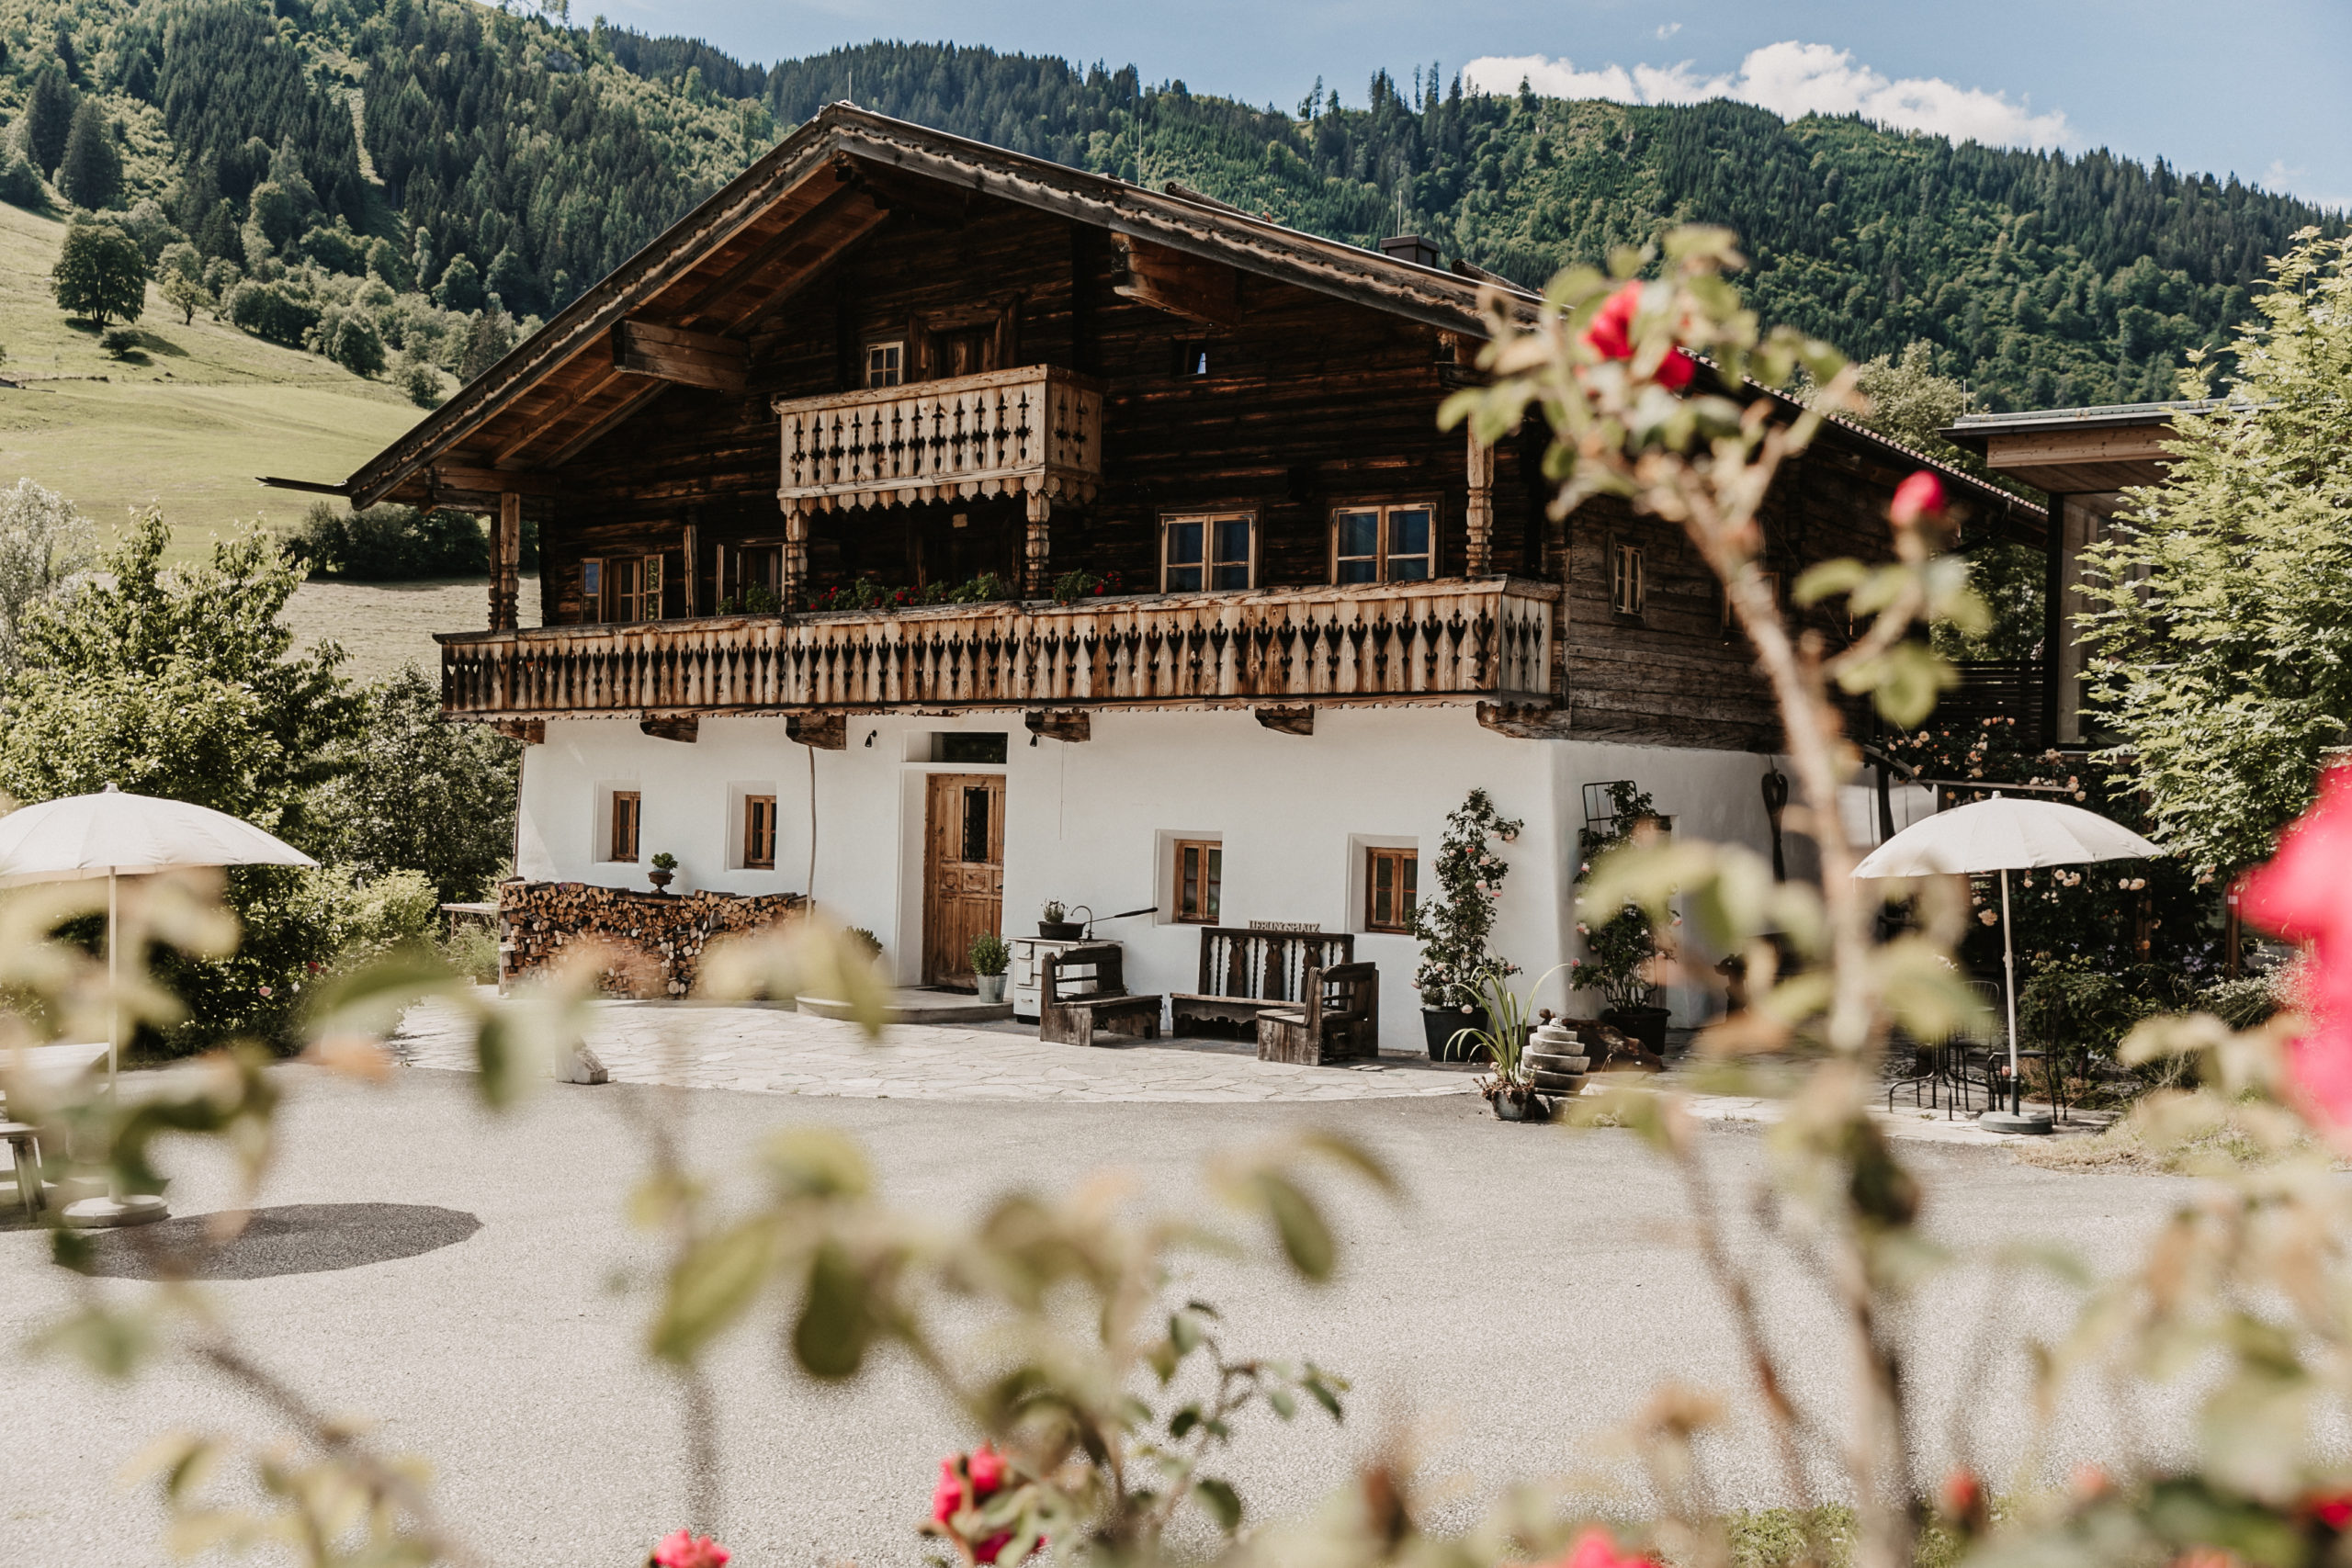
[847,67,854,106]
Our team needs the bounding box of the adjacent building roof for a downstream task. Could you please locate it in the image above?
[1946,400,2217,494]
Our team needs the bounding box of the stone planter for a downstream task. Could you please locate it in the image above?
[1490,1087,1555,1122]
[1602,1004,1670,1055]
[1422,1006,1487,1062]
[647,869,674,893]
[975,973,1007,1004]
[1527,1022,1589,1099]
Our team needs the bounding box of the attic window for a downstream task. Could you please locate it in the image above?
[864,341,904,389]
[1177,341,1211,378]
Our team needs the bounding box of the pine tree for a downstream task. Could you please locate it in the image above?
[56,100,121,210]
[23,66,75,175]
[457,302,514,381]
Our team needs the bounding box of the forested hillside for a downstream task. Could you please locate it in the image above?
[3,0,2341,412]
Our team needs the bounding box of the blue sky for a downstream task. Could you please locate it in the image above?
[590,0,2352,209]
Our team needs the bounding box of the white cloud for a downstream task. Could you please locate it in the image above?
[1655,22,1680,39]
[1464,39,2072,151]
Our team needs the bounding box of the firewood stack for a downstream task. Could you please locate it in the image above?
[497,880,808,998]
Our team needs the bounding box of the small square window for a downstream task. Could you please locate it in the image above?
[1176,341,1211,378]
[1611,542,1645,616]
[609,790,640,863]
[742,795,776,870]
[1365,847,1419,933]
[865,341,904,389]
[1174,838,1223,924]
[1162,514,1253,592]
[1330,504,1435,584]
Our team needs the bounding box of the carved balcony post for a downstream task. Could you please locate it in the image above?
[490,491,522,631]
[1464,427,1496,577]
[1024,491,1052,598]
[782,501,810,608]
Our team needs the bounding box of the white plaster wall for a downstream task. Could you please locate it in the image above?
[515,709,1794,1049]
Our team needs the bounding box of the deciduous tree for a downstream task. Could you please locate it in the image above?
[50,220,147,327]
[2081,230,2352,874]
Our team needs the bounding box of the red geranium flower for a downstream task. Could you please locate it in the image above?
[649,1529,729,1568]
[2242,761,2352,1129]
[1581,280,1694,389]
[1890,471,1947,526]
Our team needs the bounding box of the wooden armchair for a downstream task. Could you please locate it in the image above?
[1039,943,1162,1048]
[1255,962,1379,1066]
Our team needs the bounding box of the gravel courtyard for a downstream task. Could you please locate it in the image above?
[3,1045,2198,1568]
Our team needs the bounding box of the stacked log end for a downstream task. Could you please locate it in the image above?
[498,880,808,998]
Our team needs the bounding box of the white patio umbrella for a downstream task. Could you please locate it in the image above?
[0,785,316,1224]
[1852,795,2164,1132]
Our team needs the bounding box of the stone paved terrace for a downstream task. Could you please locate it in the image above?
[390,997,1482,1103]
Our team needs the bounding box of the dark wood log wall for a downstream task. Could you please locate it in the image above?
[530,188,1913,752]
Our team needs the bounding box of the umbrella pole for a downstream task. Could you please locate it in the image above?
[107,870,119,1096]
[2001,869,2019,1111]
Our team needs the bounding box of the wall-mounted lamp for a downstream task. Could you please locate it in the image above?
[1028,732,1039,747]
[864,729,877,748]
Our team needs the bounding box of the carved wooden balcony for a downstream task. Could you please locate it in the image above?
[437,577,1559,722]
[774,364,1105,514]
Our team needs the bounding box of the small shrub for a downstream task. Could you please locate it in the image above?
[843,927,884,962]
[224,277,320,348]
[969,931,1011,976]
[294,500,485,580]
[0,145,46,210]
[99,327,139,358]
[2195,972,2285,1030]
[439,921,501,985]
[393,352,442,408]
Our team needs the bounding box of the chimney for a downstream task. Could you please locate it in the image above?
[1379,234,1442,268]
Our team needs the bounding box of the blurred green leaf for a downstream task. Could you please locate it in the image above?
[651,1218,776,1365]
[1252,1172,1334,1282]
[793,1237,877,1380]
[763,1126,871,1201]
[1194,1477,1243,1532]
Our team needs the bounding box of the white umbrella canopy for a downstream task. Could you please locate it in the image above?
[1852,795,2165,1132]
[0,785,315,1225]
[1853,796,2163,878]
[0,784,316,887]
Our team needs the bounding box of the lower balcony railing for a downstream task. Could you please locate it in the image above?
[437,577,1558,720]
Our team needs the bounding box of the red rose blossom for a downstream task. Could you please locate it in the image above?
[2241,762,2352,1129]
[1581,280,1694,389]
[649,1529,729,1568]
[2312,1492,2352,1531]
[1889,471,1947,526]
[933,1447,1019,1564]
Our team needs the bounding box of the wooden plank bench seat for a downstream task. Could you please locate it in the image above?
[1169,927,1355,1038]
[1256,962,1381,1066]
[1039,943,1162,1048]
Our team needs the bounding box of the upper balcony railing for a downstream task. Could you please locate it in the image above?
[437,577,1558,721]
[775,364,1106,512]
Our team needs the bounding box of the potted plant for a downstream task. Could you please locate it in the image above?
[1038,900,1083,940]
[1575,782,1672,1054]
[648,852,677,892]
[1449,964,1571,1121]
[1411,788,1525,1060]
[969,932,1011,1003]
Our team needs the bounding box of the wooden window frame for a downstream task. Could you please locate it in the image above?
[1172,838,1223,924]
[581,557,604,623]
[609,790,641,863]
[584,553,668,623]
[1610,541,1645,617]
[742,794,776,871]
[1330,502,1439,585]
[864,340,905,389]
[1159,513,1256,593]
[1364,846,1419,933]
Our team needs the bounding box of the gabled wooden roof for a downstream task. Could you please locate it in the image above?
[326,101,2041,538]
[335,104,1532,510]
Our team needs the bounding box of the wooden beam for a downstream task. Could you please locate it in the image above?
[786,712,846,750]
[490,718,546,745]
[491,365,628,467]
[546,381,671,468]
[1252,705,1314,737]
[675,185,881,326]
[256,475,350,496]
[640,716,700,744]
[490,491,521,632]
[611,320,749,393]
[429,465,565,498]
[1110,234,1239,330]
[1023,709,1091,744]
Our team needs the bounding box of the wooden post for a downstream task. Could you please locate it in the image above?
[681,521,698,617]
[490,491,521,631]
[1464,427,1496,576]
[1024,492,1052,598]
[782,502,809,608]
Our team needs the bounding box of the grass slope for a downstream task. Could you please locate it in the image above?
[0,201,424,561]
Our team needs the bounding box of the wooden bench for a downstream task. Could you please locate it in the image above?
[1256,963,1381,1066]
[1170,928,1355,1037]
[1038,943,1162,1048]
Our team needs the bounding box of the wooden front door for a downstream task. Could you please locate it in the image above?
[922,773,1004,986]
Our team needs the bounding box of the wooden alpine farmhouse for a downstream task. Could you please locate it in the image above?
[302,104,2043,1043]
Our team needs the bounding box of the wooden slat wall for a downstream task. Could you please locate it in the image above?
[449,189,1947,750]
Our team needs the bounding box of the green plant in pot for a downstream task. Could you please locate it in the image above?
[1410,788,1524,1060]
[1449,963,1575,1120]
[1575,782,1671,1052]
[647,852,678,893]
[968,931,1012,1004]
